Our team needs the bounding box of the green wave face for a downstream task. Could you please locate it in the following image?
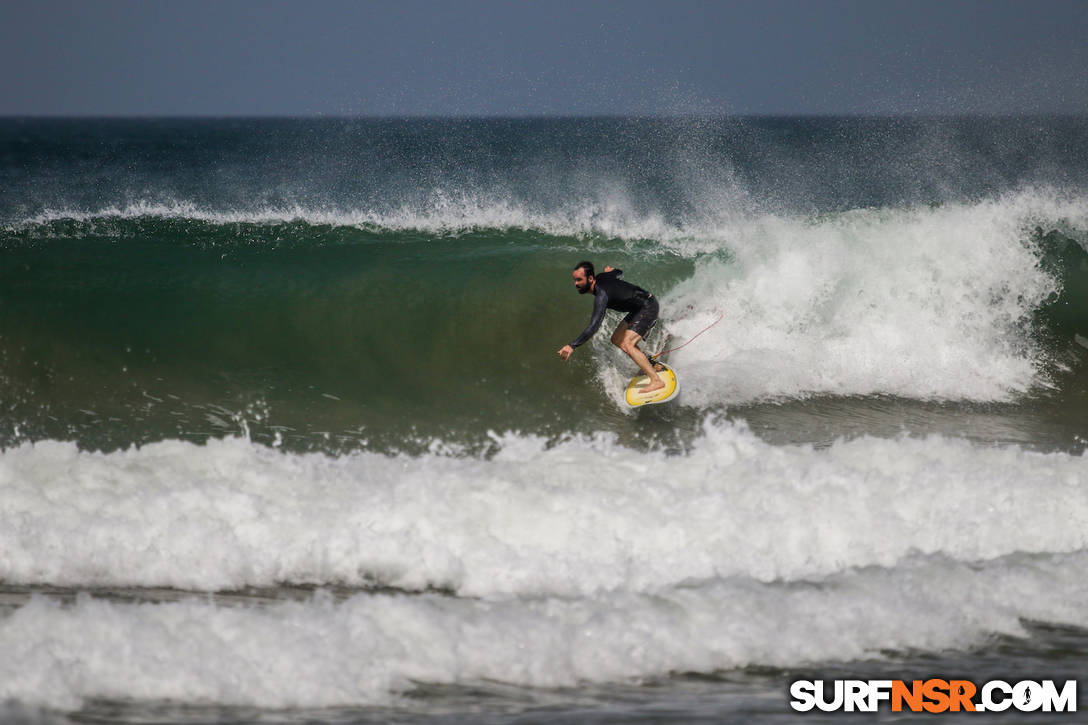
[0,218,695,451]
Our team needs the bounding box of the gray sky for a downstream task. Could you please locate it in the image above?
[2,0,1086,116]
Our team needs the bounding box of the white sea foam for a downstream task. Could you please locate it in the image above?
[2,550,1088,709]
[653,191,1088,403]
[2,422,1087,597]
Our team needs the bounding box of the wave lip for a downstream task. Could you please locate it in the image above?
[3,195,690,245]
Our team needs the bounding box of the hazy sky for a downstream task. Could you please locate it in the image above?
[2,0,1086,116]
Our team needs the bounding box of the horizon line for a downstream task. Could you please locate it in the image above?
[3,111,1087,121]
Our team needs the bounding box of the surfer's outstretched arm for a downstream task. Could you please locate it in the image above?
[563,290,609,353]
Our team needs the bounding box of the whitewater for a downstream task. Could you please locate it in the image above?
[3,423,1088,710]
[3,422,1088,595]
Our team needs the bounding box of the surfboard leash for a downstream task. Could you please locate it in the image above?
[651,311,724,361]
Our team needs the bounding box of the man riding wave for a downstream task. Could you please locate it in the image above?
[557,261,665,393]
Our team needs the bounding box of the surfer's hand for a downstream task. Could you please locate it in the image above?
[558,345,574,361]
[603,266,615,272]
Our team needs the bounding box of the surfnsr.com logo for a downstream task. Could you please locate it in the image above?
[790,679,1078,713]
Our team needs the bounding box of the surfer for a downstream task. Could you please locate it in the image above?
[557,261,665,393]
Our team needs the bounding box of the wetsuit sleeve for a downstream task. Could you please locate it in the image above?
[570,289,609,348]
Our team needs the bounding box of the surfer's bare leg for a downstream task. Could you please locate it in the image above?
[611,323,665,392]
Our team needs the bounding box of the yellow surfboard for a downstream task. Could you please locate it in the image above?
[624,362,680,408]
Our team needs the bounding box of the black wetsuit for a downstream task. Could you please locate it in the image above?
[570,269,659,348]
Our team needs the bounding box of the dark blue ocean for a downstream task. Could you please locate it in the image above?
[2,117,1088,723]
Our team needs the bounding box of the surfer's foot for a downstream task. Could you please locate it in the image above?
[642,377,666,393]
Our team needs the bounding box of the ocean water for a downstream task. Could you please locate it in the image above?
[2,116,1088,723]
